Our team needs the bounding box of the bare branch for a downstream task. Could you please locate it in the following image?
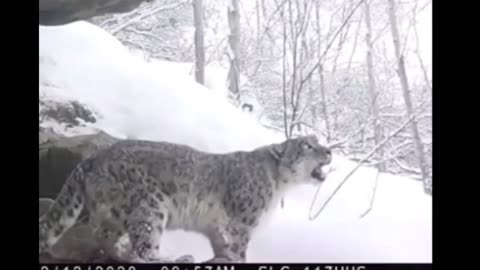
[290,120,315,131]
[123,28,165,44]
[299,0,365,88]
[262,124,284,133]
[110,1,188,35]
[392,157,422,175]
[412,0,432,91]
[347,10,363,72]
[309,112,418,221]
[359,168,380,218]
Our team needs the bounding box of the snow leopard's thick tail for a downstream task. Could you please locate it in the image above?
[39,164,87,255]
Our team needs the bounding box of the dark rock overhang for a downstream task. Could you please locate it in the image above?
[39,0,152,26]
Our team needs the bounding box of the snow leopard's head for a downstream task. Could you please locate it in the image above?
[269,135,333,184]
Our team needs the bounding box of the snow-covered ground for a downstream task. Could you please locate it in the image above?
[39,22,432,263]
[40,22,276,153]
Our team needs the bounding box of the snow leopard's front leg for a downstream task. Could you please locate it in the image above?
[206,222,250,263]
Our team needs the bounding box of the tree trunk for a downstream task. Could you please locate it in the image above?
[315,1,331,143]
[227,0,241,100]
[364,0,385,172]
[387,0,429,187]
[287,0,298,138]
[256,0,261,43]
[281,6,289,140]
[412,0,432,91]
[193,0,205,84]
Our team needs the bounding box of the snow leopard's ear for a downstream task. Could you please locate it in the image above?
[268,139,297,163]
[268,142,284,161]
[268,140,290,162]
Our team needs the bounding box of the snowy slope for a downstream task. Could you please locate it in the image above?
[39,22,431,263]
[40,22,280,153]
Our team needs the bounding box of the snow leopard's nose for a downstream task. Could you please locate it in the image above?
[325,148,332,163]
[317,146,332,164]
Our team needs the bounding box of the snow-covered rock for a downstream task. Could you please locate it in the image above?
[40,0,149,25]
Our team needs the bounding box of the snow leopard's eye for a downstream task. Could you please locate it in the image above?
[301,142,313,151]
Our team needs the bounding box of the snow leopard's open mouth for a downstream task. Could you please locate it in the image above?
[311,162,333,182]
[310,149,333,182]
[311,165,327,181]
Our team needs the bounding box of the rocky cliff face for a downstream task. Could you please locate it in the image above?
[39,129,119,263]
[39,0,151,25]
[39,128,132,263]
[39,128,120,198]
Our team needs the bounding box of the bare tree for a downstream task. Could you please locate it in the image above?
[227,0,241,99]
[364,0,385,171]
[281,2,289,139]
[387,0,429,188]
[315,1,332,143]
[412,0,431,91]
[193,0,205,84]
[90,1,192,62]
[256,0,262,43]
[276,0,317,138]
[281,0,363,139]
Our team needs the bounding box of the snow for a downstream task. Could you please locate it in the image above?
[39,21,431,263]
[40,21,281,153]
[147,59,234,103]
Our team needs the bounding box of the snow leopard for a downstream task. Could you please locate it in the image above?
[39,135,332,263]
